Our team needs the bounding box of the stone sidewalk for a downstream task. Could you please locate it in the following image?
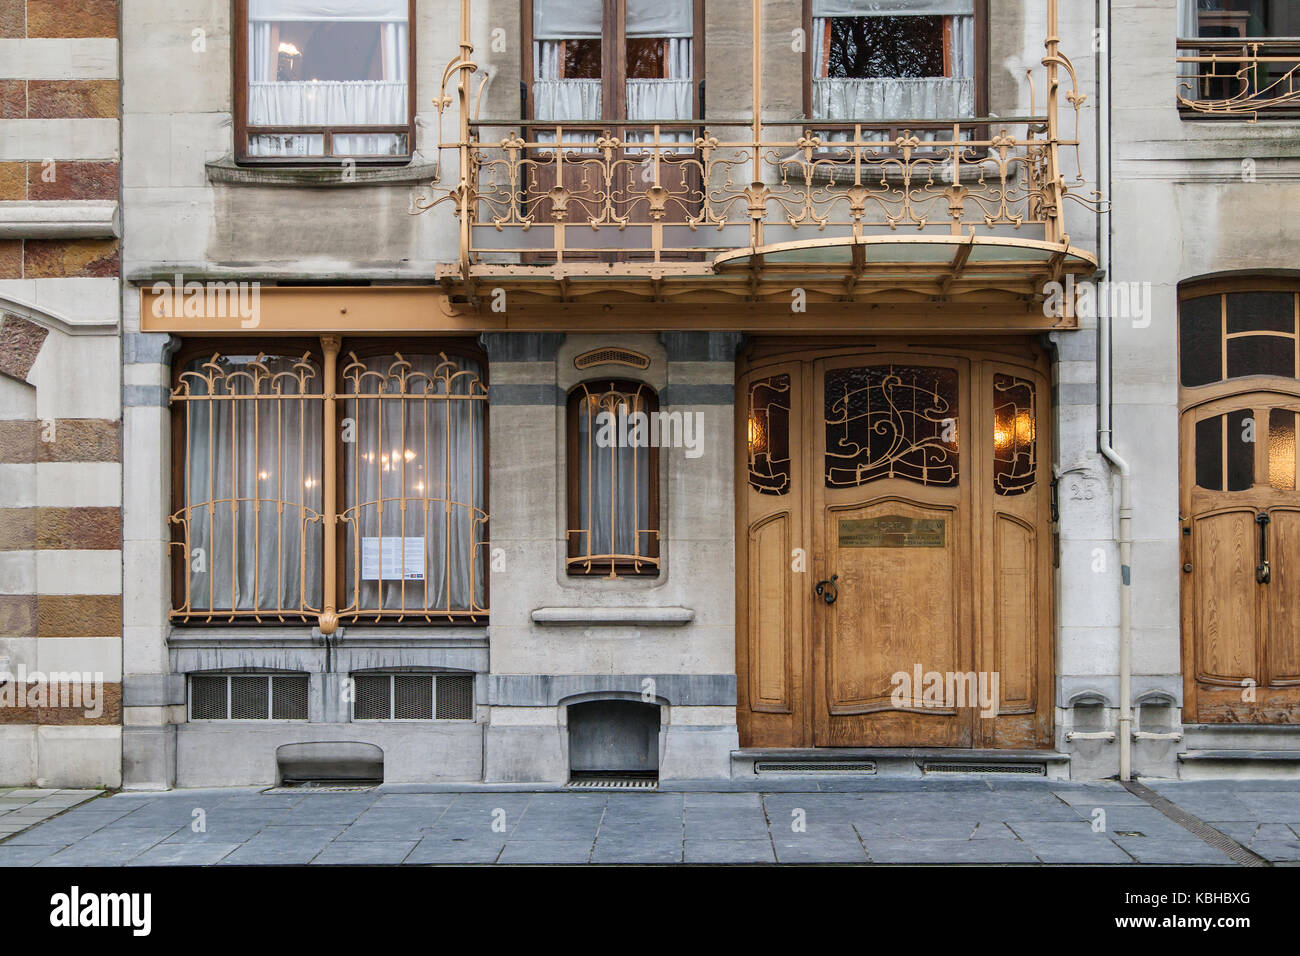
[0,778,1298,865]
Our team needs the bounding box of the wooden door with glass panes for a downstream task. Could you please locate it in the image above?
[736,342,1053,749]
[1180,287,1300,724]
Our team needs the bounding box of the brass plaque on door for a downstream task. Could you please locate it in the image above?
[839,516,946,548]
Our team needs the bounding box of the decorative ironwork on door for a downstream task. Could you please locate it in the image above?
[824,365,959,488]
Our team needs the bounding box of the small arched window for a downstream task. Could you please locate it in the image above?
[566,380,661,577]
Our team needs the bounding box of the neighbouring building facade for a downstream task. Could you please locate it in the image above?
[0,0,123,787]
[3,0,1298,791]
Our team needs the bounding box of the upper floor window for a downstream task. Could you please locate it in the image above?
[236,0,413,162]
[807,0,983,124]
[527,0,699,135]
[1177,0,1300,116]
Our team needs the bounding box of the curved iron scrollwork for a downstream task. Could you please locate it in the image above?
[993,373,1037,496]
[825,365,959,489]
[748,374,792,496]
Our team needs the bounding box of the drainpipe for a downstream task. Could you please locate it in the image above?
[1094,0,1134,781]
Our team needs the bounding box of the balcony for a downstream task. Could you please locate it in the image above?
[1177,38,1300,120]
[420,0,1100,319]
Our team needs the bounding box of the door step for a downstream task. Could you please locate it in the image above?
[1182,724,1300,751]
[733,749,1070,780]
[1178,749,1300,780]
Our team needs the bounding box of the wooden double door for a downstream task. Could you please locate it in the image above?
[1181,390,1300,722]
[737,341,1054,749]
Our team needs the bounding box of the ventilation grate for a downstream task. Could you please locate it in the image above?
[353,674,391,720]
[271,675,309,720]
[350,673,474,721]
[574,348,651,371]
[190,675,228,720]
[231,675,269,720]
[189,673,309,721]
[436,674,475,720]
[568,774,658,791]
[395,674,433,720]
[263,783,377,794]
[923,763,1045,775]
[755,762,877,774]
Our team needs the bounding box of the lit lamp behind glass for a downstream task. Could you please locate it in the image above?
[277,41,301,82]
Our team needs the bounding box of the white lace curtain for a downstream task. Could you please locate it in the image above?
[533,0,694,129]
[248,0,408,155]
[1177,0,1200,95]
[343,355,487,614]
[810,0,976,122]
[574,390,653,564]
[184,355,324,613]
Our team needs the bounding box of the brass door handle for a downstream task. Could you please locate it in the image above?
[815,574,839,605]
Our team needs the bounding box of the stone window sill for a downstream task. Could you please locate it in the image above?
[205,156,438,188]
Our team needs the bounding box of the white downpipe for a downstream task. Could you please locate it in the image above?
[1094,0,1134,781]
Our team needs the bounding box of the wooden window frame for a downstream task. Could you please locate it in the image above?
[800,0,990,123]
[169,337,489,626]
[520,0,706,125]
[565,379,662,578]
[232,0,417,166]
[1178,279,1300,394]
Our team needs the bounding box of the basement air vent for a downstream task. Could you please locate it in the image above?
[351,673,475,721]
[574,348,651,371]
[923,763,1046,775]
[189,673,309,721]
[755,762,877,774]
[568,773,658,790]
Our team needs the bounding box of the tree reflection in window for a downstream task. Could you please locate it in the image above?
[825,365,959,488]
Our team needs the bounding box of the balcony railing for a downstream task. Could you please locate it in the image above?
[1177,38,1300,119]
[419,0,1100,298]
[449,118,1060,266]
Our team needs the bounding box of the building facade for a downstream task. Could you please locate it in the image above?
[2,0,1297,790]
[0,0,123,787]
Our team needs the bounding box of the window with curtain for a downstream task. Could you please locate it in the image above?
[809,0,978,123]
[531,0,696,148]
[241,0,411,160]
[170,344,488,625]
[567,381,660,577]
[1177,0,1300,106]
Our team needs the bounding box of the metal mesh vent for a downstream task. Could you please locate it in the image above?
[574,348,651,371]
[395,675,434,720]
[190,675,228,720]
[353,675,391,720]
[436,674,474,719]
[755,762,877,774]
[271,675,309,720]
[230,675,269,720]
[568,774,657,790]
[923,763,1045,775]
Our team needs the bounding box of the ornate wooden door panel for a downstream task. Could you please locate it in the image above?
[737,342,1053,749]
[1182,395,1300,722]
[736,363,806,747]
[812,356,972,747]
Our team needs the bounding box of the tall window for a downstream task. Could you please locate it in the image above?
[170,343,488,625]
[807,0,983,123]
[237,0,412,161]
[566,381,660,577]
[528,0,698,136]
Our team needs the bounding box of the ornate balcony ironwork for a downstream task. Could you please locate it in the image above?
[417,0,1102,308]
[1177,39,1300,120]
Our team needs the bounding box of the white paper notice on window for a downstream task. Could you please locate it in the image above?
[361,537,426,581]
